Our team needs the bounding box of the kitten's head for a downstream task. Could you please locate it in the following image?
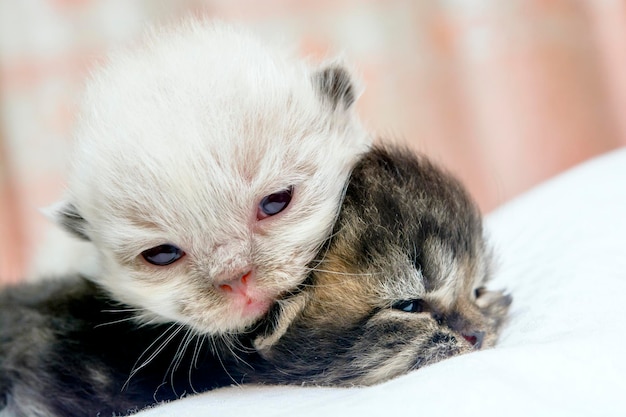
[51,21,370,335]
[252,146,511,386]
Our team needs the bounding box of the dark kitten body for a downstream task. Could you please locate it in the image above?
[0,146,510,416]
[0,279,234,416]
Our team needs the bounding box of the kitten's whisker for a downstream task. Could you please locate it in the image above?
[295,280,368,289]
[210,337,240,387]
[303,267,377,277]
[171,328,194,374]
[134,315,161,327]
[225,333,255,355]
[94,316,138,328]
[123,324,183,391]
[192,334,205,370]
[128,323,178,375]
[305,216,347,271]
[188,334,205,394]
[152,381,168,404]
[96,307,146,327]
[222,338,253,370]
[165,327,195,397]
[100,308,143,313]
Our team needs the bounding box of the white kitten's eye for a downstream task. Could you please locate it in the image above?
[392,299,426,313]
[141,244,185,266]
[257,186,293,220]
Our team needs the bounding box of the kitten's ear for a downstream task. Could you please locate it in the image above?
[312,64,359,111]
[44,201,91,241]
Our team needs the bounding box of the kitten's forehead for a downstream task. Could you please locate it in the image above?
[68,22,366,239]
[371,240,487,308]
[332,147,489,308]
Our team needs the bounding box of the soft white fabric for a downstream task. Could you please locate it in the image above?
[137,148,626,417]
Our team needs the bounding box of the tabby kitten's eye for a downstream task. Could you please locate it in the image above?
[474,287,487,299]
[141,244,185,266]
[392,299,426,313]
[257,186,293,220]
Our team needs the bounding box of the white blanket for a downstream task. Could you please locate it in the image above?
[138,148,626,417]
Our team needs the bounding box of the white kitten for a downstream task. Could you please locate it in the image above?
[52,20,370,335]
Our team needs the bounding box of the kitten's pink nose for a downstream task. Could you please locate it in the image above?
[215,270,254,296]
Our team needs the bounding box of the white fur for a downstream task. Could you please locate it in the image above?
[58,20,371,335]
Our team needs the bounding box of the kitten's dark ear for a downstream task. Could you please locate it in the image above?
[45,201,90,241]
[312,64,358,111]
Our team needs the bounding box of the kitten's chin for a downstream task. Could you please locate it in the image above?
[240,298,272,320]
[222,294,273,332]
[182,293,275,336]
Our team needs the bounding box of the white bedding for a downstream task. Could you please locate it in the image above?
[137,148,626,417]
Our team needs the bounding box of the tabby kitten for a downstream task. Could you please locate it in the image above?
[247,145,512,385]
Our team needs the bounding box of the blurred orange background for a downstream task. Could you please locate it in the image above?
[1,0,625,283]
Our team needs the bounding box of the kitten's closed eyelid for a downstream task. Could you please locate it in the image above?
[391,299,427,313]
[141,244,185,266]
[257,186,294,220]
[474,286,487,299]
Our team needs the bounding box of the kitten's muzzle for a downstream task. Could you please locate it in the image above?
[431,310,485,349]
[212,268,273,318]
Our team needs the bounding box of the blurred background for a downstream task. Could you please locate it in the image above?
[1,0,625,284]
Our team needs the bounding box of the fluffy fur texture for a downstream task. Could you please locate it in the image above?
[248,146,511,385]
[51,20,370,335]
[0,146,510,417]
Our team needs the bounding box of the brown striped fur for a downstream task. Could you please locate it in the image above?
[250,145,511,385]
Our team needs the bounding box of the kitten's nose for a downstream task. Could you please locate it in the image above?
[214,269,254,296]
[441,311,485,349]
[461,331,485,349]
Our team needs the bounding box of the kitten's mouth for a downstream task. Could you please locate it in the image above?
[461,331,485,349]
[464,335,476,344]
[241,297,272,317]
[228,293,272,323]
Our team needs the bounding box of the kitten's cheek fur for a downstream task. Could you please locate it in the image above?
[476,289,513,343]
[349,315,475,385]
